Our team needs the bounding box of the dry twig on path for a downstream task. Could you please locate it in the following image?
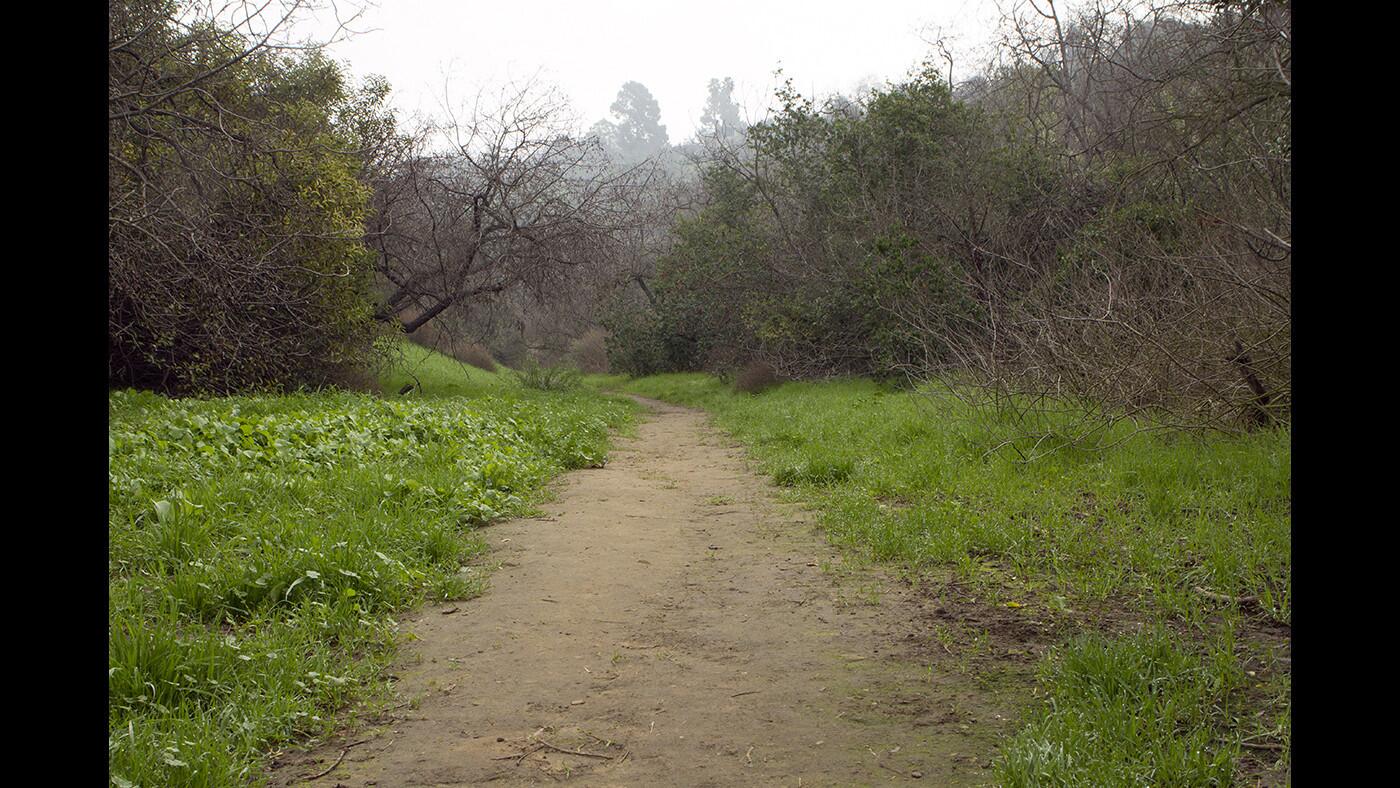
[531,738,618,759]
[301,739,372,781]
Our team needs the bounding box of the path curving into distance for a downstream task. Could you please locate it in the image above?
[268,396,1015,786]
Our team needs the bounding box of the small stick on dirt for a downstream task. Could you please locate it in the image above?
[1193,586,1259,604]
[301,739,371,781]
[1239,741,1286,751]
[491,743,545,764]
[730,690,761,698]
[876,760,907,778]
[532,739,617,759]
[583,731,622,748]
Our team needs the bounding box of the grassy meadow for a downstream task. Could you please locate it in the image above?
[620,374,1290,785]
[108,343,633,787]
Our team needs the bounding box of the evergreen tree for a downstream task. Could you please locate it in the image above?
[699,77,745,144]
[606,81,669,162]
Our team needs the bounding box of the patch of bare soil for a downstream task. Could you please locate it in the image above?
[266,397,1025,786]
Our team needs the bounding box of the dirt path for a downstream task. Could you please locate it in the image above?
[268,397,1019,786]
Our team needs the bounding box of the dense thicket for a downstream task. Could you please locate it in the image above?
[109,0,398,394]
[607,0,1290,431]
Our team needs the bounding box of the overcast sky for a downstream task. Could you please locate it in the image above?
[297,0,1003,141]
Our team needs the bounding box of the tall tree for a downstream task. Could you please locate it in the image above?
[698,77,745,144]
[603,81,669,162]
[369,82,656,338]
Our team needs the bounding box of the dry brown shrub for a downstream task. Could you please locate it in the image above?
[457,343,498,372]
[324,363,384,395]
[571,328,610,374]
[410,324,499,372]
[734,360,780,394]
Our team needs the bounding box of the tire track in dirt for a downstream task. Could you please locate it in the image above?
[268,396,1017,786]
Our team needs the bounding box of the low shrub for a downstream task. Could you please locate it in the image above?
[734,360,780,394]
[572,328,610,374]
[458,343,498,372]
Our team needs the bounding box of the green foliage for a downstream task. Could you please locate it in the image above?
[607,67,993,378]
[109,348,633,786]
[698,77,745,144]
[595,81,669,162]
[601,293,705,376]
[109,3,399,394]
[611,6,1290,429]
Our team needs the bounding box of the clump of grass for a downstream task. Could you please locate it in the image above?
[772,454,854,486]
[514,359,581,391]
[996,627,1244,786]
[109,344,634,786]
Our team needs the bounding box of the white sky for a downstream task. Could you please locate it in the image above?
[297,0,1004,141]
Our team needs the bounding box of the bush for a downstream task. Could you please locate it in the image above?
[572,328,610,374]
[109,5,393,395]
[457,343,498,372]
[734,360,780,394]
[600,296,704,376]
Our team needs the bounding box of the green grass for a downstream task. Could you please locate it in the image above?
[621,373,1290,782]
[997,627,1246,786]
[379,339,512,397]
[581,373,630,391]
[109,343,634,786]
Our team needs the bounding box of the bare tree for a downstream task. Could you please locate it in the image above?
[367,81,660,345]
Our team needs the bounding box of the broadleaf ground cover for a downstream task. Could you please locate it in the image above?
[109,344,633,786]
[620,374,1290,785]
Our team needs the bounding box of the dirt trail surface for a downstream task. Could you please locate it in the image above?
[268,397,1019,786]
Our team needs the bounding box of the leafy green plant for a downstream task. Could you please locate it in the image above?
[108,346,633,786]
